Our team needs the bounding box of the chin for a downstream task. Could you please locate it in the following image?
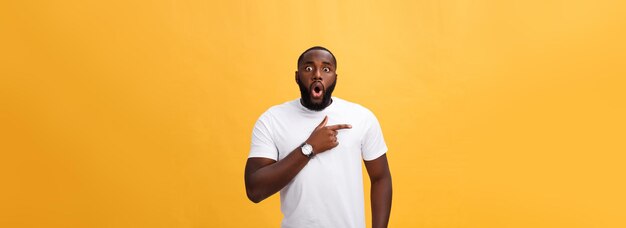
[298,78,336,111]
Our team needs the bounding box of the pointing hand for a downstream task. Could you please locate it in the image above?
[305,116,351,155]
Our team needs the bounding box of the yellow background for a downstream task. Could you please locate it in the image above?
[1,0,625,227]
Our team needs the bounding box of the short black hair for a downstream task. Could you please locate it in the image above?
[297,46,337,69]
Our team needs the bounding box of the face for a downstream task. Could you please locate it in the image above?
[295,49,337,111]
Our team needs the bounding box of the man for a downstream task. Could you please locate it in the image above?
[245,46,392,228]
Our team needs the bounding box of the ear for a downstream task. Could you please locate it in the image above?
[295,71,299,83]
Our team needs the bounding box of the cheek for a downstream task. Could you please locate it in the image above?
[298,73,312,81]
[296,75,305,83]
[297,77,310,88]
[325,76,336,85]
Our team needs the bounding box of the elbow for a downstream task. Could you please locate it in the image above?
[246,187,264,203]
[245,175,264,203]
[247,193,262,204]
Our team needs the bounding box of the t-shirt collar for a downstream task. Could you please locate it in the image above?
[297,97,335,113]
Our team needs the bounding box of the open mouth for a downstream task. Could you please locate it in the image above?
[310,82,324,99]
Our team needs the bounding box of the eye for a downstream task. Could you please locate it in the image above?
[322,67,330,73]
[305,66,313,71]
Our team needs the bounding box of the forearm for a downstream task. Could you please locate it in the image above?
[371,175,392,228]
[245,148,309,203]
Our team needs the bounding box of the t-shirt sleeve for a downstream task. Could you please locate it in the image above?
[361,111,388,161]
[248,113,278,160]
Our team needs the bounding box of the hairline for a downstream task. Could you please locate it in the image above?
[297,46,337,69]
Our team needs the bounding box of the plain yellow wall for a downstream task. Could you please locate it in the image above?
[1,0,625,227]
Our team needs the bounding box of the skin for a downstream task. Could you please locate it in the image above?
[298,49,336,107]
[244,49,392,228]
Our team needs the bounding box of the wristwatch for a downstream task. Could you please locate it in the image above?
[301,143,313,158]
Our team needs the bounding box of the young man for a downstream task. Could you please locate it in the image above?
[245,46,392,228]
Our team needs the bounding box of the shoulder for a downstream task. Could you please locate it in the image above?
[257,98,300,122]
[333,97,377,118]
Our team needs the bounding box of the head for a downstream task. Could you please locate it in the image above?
[295,46,338,111]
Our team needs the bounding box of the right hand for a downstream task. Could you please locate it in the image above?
[305,116,352,155]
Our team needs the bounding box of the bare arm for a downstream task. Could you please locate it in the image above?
[244,148,309,203]
[364,154,392,228]
[244,116,351,203]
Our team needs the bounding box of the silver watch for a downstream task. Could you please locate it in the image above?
[301,143,313,158]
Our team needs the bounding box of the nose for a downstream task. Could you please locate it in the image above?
[313,68,322,80]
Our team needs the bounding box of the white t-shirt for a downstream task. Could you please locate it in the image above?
[249,97,388,228]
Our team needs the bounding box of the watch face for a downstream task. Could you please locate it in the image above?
[302,144,312,155]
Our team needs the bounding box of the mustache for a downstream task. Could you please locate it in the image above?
[310,81,324,92]
[298,79,336,111]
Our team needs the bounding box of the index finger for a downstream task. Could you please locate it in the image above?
[326,124,352,130]
[315,116,328,130]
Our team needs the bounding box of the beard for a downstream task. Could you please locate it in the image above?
[298,78,337,111]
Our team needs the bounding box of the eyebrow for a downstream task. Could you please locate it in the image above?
[302,61,334,67]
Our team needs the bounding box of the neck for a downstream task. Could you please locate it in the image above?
[300,98,333,111]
